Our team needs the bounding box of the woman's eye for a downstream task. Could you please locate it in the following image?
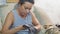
[25,8,28,9]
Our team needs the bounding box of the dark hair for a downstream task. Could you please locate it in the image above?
[18,0,34,5]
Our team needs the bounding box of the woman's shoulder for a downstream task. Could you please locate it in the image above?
[6,11,14,23]
[7,11,14,17]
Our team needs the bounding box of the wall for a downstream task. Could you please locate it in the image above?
[35,0,60,25]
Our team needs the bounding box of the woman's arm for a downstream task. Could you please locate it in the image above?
[31,11,41,31]
[1,11,24,34]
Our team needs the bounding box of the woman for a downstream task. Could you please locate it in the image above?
[2,0,41,34]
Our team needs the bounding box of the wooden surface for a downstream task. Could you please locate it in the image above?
[6,0,19,3]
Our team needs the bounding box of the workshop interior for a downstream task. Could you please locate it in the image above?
[0,0,60,34]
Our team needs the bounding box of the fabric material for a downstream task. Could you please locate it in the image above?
[23,24,38,34]
[45,26,60,34]
[10,9,33,34]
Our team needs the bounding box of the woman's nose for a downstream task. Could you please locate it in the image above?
[26,9,30,13]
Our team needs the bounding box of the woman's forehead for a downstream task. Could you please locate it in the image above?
[23,2,33,7]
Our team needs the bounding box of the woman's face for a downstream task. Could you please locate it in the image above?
[20,2,33,16]
[23,2,33,10]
